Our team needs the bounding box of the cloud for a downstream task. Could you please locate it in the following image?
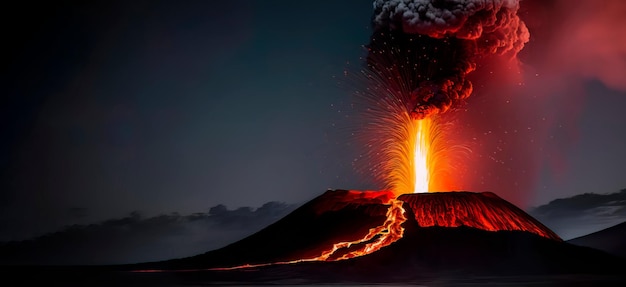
[528,189,626,240]
[374,0,528,55]
[0,201,298,265]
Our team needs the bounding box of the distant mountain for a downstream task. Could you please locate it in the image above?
[568,221,626,259]
[528,189,626,240]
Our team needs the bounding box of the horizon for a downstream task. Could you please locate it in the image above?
[2,0,625,268]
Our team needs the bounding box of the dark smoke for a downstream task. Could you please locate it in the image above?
[367,0,528,119]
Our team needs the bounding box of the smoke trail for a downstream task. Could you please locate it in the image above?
[367,0,529,119]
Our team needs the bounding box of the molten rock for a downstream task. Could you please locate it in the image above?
[399,192,561,241]
[139,190,569,272]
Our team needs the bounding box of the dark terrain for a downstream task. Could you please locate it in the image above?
[2,190,626,286]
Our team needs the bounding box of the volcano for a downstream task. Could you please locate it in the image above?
[130,190,625,283]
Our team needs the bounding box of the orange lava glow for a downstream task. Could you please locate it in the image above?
[384,115,462,196]
[210,196,407,270]
[382,112,435,195]
[412,118,430,193]
[398,192,562,241]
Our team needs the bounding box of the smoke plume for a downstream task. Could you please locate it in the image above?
[367,0,528,119]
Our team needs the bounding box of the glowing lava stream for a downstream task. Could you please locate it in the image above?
[210,198,407,270]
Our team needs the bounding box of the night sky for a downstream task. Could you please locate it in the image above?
[2,0,626,244]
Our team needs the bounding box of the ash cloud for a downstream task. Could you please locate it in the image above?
[0,202,297,265]
[367,0,528,118]
[373,0,528,52]
[528,189,626,240]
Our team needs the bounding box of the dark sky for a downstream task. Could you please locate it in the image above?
[2,0,625,241]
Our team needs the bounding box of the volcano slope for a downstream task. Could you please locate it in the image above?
[130,190,626,282]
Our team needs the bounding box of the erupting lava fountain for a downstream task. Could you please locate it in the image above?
[133,0,579,276]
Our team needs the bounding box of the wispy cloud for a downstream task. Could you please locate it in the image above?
[0,202,298,265]
[528,189,626,239]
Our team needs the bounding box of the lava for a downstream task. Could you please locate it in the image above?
[398,192,561,241]
[210,191,407,270]
[308,198,406,261]
[384,113,436,195]
[412,119,430,193]
[363,106,466,196]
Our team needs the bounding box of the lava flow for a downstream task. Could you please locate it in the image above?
[303,197,406,261]
[211,192,407,270]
